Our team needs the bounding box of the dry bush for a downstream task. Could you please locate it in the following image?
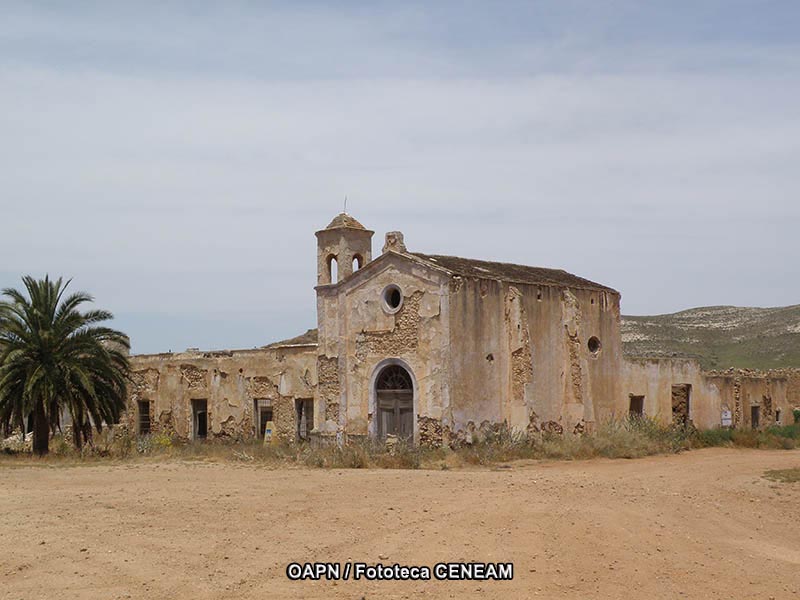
[3,420,799,469]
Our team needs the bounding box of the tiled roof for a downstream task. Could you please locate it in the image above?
[412,253,618,293]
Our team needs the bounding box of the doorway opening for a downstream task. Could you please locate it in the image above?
[375,364,414,442]
[671,384,691,427]
[192,399,208,440]
[254,399,273,439]
[751,405,760,429]
[296,399,314,441]
[138,400,151,435]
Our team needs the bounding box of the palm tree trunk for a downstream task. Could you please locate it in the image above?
[71,405,84,450]
[73,421,83,450]
[32,400,49,456]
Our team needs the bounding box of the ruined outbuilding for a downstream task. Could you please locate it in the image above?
[124,213,796,445]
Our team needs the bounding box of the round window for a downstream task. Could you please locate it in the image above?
[382,284,403,313]
[588,336,602,355]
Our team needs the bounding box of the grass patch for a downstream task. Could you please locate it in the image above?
[768,424,800,439]
[2,419,799,469]
[764,468,800,483]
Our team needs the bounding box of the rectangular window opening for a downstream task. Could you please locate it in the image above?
[629,395,644,418]
[137,400,151,435]
[192,399,208,440]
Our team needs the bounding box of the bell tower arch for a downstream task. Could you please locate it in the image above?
[315,213,374,285]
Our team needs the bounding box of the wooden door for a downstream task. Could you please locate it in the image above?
[375,364,414,442]
[377,390,413,441]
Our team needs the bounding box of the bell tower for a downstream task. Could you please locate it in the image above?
[315,213,374,285]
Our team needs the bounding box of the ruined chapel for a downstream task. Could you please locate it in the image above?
[125,213,795,446]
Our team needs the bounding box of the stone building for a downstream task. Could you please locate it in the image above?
[124,213,796,445]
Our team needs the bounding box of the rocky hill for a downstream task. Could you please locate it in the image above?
[621,305,800,370]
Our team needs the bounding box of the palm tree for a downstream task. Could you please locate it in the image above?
[0,275,130,455]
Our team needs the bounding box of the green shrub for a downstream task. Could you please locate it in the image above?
[693,427,734,447]
[766,424,800,439]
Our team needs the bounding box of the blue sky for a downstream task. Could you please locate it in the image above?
[1,1,799,353]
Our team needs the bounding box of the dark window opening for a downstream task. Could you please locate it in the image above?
[588,336,601,355]
[629,395,644,418]
[388,288,401,308]
[138,400,151,435]
[192,399,208,440]
[296,399,314,441]
[352,254,364,272]
[751,405,760,429]
[382,285,403,312]
[254,399,273,439]
[776,409,782,424]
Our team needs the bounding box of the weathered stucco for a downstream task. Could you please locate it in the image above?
[126,346,316,442]
[621,358,791,429]
[123,213,798,446]
[316,252,449,444]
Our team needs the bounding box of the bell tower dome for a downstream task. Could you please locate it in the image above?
[315,213,374,285]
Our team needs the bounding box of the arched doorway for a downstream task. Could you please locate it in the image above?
[375,364,414,441]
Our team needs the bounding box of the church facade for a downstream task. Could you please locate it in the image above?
[123,213,794,445]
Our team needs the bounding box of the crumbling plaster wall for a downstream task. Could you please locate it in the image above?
[315,283,343,440]
[704,370,790,429]
[316,252,624,444]
[524,285,623,433]
[315,227,373,285]
[316,255,449,444]
[125,346,317,441]
[446,279,622,439]
[779,369,800,408]
[622,359,790,429]
[622,358,723,427]
[445,277,509,438]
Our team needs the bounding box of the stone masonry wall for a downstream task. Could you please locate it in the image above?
[124,345,317,442]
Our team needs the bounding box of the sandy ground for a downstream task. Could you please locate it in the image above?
[2,448,800,600]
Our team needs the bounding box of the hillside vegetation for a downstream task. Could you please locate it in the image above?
[621,305,800,370]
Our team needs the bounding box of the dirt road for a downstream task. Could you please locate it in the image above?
[2,448,800,599]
